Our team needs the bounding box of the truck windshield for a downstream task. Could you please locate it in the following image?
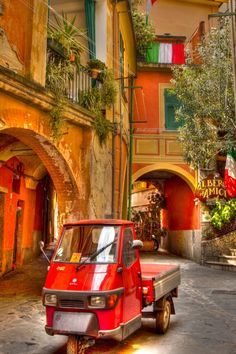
[53,225,120,264]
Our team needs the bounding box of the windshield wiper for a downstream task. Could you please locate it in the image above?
[76,237,118,272]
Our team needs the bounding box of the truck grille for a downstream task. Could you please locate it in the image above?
[59,299,85,309]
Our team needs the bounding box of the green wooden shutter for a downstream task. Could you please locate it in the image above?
[164,89,181,130]
[85,0,96,59]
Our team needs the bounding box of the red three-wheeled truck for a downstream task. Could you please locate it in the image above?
[41,219,181,353]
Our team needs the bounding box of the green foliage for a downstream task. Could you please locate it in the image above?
[86,58,106,71]
[46,59,74,139]
[100,69,118,109]
[131,190,166,241]
[210,199,236,230]
[48,11,84,60]
[92,112,112,146]
[171,19,235,169]
[78,69,117,145]
[131,9,156,56]
[79,87,102,111]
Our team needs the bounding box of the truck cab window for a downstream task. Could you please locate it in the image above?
[122,227,137,268]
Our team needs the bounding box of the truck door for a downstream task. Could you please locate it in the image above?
[121,226,142,326]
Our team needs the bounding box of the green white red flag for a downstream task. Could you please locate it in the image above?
[224,149,236,197]
[146,0,157,15]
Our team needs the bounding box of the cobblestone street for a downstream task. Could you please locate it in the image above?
[0,253,235,354]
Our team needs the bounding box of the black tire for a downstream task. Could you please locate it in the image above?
[156,299,171,334]
[67,336,86,354]
[153,238,160,251]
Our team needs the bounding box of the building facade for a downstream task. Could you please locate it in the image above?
[132,0,226,262]
[0,0,136,275]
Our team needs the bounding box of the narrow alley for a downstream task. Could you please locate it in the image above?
[0,253,235,354]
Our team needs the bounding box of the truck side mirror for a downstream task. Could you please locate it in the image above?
[131,240,143,250]
[39,241,50,264]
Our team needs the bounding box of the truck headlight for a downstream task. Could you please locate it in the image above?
[89,294,118,309]
[44,294,57,306]
[89,296,106,308]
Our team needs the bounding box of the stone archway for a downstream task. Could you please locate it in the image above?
[131,163,201,262]
[1,128,80,224]
[132,162,196,192]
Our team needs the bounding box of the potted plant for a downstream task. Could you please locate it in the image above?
[131,190,167,251]
[47,12,84,63]
[86,58,106,79]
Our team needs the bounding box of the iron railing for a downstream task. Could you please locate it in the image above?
[46,41,93,105]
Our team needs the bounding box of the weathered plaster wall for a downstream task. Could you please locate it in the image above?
[168,229,202,263]
[0,0,32,73]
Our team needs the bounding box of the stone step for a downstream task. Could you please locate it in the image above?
[218,255,236,265]
[205,261,236,272]
[229,248,236,256]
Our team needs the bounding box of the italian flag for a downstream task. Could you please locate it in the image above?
[224,149,236,197]
[146,0,157,15]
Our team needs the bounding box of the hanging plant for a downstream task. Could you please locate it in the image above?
[78,68,117,145]
[92,111,112,146]
[100,69,118,109]
[131,9,156,57]
[46,59,74,139]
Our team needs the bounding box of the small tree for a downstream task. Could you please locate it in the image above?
[171,19,235,169]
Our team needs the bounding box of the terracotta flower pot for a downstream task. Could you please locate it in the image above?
[89,68,101,79]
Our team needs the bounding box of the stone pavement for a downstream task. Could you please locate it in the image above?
[0,253,235,354]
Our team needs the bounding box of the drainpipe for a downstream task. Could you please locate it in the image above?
[112,0,117,218]
[128,76,134,220]
[229,0,236,114]
[118,13,123,219]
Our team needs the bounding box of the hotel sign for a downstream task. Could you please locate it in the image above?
[195,176,227,202]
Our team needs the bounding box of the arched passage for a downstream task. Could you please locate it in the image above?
[132,162,196,192]
[2,128,80,220]
[0,128,81,275]
[131,163,201,262]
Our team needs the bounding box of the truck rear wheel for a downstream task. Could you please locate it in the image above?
[156,299,171,334]
[67,335,87,354]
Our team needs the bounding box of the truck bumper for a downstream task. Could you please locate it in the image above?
[45,311,99,337]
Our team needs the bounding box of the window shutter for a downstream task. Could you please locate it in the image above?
[85,0,96,59]
[164,89,181,130]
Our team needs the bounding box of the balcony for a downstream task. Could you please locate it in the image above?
[138,35,186,70]
[46,39,93,105]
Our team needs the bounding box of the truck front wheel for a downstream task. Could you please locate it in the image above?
[155,299,171,334]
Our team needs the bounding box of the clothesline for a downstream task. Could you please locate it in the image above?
[146,42,185,64]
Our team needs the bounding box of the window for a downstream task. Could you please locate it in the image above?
[53,225,119,264]
[122,227,137,268]
[164,89,181,130]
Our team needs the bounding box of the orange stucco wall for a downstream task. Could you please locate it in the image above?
[141,0,219,39]
[0,157,42,254]
[0,0,32,66]
[134,71,172,132]
[163,175,200,230]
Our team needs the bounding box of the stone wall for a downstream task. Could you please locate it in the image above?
[168,230,202,263]
[201,231,236,263]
